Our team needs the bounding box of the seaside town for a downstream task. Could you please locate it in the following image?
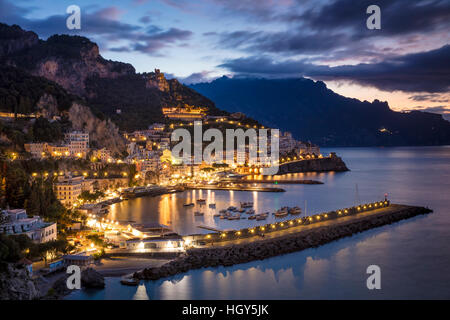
[1,3,446,302]
[1,102,344,292]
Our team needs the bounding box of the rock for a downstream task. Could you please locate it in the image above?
[81,268,105,289]
[0,263,40,300]
[278,156,349,174]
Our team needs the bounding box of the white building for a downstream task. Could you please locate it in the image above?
[54,175,84,207]
[0,209,57,243]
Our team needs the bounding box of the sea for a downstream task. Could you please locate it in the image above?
[66,146,450,299]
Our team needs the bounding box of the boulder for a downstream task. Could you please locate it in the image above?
[81,268,105,289]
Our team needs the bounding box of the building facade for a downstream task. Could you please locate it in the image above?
[0,209,57,243]
[54,175,84,206]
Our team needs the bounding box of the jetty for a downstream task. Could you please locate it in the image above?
[134,202,432,281]
[240,179,323,185]
[185,185,285,192]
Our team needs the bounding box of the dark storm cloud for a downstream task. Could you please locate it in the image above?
[161,0,284,19]
[220,45,450,93]
[129,28,192,54]
[293,0,450,39]
[210,0,450,58]
[0,0,192,56]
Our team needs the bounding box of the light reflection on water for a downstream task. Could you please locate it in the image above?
[67,146,450,299]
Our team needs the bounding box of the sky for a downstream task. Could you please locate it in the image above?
[1,0,449,119]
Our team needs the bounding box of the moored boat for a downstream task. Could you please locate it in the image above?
[183,203,195,207]
[289,206,302,214]
[240,201,254,208]
[120,276,139,286]
[275,208,288,217]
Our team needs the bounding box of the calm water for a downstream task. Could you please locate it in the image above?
[67,146,450,299]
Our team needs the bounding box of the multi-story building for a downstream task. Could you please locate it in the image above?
[162,105,206,121]
[65,131,89,158]
[0,209,57,243]
[92,148,112,163]
[54,175,84,207]
[279,132,297,154]
[136,157,161,172]
[47,144,70,157]
[24,143,48,158]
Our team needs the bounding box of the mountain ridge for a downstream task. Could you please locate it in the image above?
[190,76,450,146]
[0,23,225,132]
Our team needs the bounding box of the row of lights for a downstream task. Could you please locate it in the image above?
[170,120,266,130]
[206,201,389,240]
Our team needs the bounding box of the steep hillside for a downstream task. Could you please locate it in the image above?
[0,23,224,132]
[0,65,125,155]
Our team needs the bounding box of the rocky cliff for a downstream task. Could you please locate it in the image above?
[0,262,40,300]
[278,155,349,174]
[0,24,135,96]
[68,103,126,155]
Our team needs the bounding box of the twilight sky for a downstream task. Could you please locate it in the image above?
[1,0,449,119]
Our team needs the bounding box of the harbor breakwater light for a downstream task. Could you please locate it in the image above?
[134,203,432,281]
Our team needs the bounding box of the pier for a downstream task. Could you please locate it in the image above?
[185,185,285,192]
[134,203,432,281]
[240,179,323,185]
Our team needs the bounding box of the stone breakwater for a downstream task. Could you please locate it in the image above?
[134,205,431,281]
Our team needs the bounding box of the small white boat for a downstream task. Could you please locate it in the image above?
[227,206,237,211]
[256,215,267,221]
[246,209,255,215]
[248,215,256,220]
